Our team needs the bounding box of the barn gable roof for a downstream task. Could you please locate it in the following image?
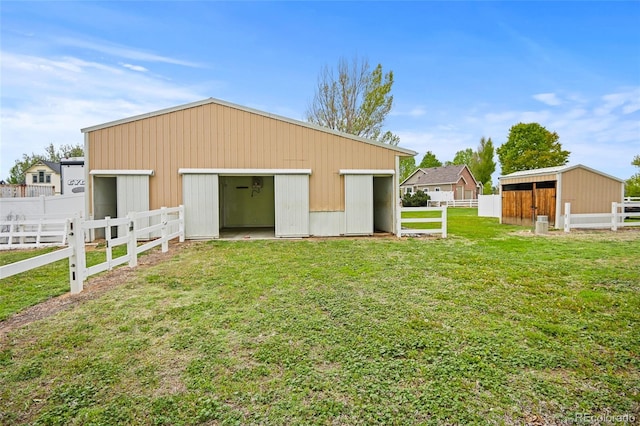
[400,164,478,186]
[80,97,417,156]
[499,164,624,183]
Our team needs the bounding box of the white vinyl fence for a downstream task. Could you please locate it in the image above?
[563,202,640,232]
[478,194,501,218]
[398,206,447,238]
[0,193,84,220]
[0,215,70,249]
[0,206,184,294]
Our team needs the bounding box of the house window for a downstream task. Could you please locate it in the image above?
[38,171,45,183]
[45,174,51,183]
[423,187,429,192]
[434,187,440,192]
[405,187,413,194]
[32,174,37,183]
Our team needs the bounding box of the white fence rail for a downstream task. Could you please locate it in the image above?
[563,202,640,232]
[0,216,70,249]
[0,206,185,294]
[398,206,447,238]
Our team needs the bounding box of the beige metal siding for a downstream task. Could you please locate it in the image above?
[87,103,398,213]
[561,168,623,214]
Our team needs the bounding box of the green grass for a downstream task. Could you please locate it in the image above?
[0,244,130,321]
[1,209,639,424]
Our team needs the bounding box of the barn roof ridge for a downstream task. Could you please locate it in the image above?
[80,97,417,156]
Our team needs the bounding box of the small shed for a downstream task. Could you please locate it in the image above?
[400,165,480,199]
[499,164,625,227]
[81,98,416,239]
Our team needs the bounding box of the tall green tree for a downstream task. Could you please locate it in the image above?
[6,143,84,184]
[306,57,399,145]
[470,137,496,194]
[399,156,417,182]
[497,123,570,175]
[626,154,640,197]
[418,151,442,169]
[446,148,474,166]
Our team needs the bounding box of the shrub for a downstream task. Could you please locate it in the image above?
[402,190,430,207]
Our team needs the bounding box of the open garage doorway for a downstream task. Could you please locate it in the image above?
[373,176,394,233]
[219,176,275,238]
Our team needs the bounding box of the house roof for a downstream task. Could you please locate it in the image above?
[499,164,624,183]
[400,164,478,186]
[26,160,61,174]
[81,97,417,157]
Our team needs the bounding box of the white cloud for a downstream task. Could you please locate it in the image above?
[0,49,220,177]
[56,37,203,68]
[121,63,148,72]
[533,93,562,106]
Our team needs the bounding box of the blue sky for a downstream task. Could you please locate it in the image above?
[2,1,639,183]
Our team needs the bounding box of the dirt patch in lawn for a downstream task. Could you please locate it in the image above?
[0,241,193,341]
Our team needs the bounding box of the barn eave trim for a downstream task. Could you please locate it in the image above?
[90,169,154,176]
[178,168,312,175]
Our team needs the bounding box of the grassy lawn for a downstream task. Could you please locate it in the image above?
[1,209,639,424]
[0,245,129,321]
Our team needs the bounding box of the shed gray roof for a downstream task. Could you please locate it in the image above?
[499,164,624,183]
[401,164,474,186]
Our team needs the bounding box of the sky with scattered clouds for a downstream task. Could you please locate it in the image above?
[1,1,639,183]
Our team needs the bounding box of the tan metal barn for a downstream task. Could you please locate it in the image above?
[81,98,416,239]
[499,164,625,227]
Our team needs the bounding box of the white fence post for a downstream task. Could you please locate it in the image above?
[441,206,448,238]
[611,202,618,232]
[564,202,571,233]
[128,212,137,268]
[105,217,113,270]
[161,207,168,253]
[179,205,185,243]
[68,217,86,294]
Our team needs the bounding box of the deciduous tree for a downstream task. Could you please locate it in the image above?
[471,137,496,194]
[306,57,399,145]
[626,154,640,197]
[446,148,473,166]
[399,156,416,182]
[419,151,442,169]
[497,123,569,175]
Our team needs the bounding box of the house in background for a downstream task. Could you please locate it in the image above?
[499,164,625,228]
[80,98,416,239]
[24,160,61,194]
[400,165,481,199]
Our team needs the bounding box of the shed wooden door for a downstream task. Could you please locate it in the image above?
[182,174,219,239]
[501,181,556,226]
[345,174,373,235]
[274,174,309,237]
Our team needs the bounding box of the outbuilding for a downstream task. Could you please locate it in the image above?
[499,164,625,227]
[81,98,416,239]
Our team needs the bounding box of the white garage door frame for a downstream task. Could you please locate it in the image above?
[340,169,395,236]
[179,169,311,239]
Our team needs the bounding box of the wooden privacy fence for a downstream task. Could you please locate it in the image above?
[0,206,185,294]
[563,202,640,232]
[398,206,447,238]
